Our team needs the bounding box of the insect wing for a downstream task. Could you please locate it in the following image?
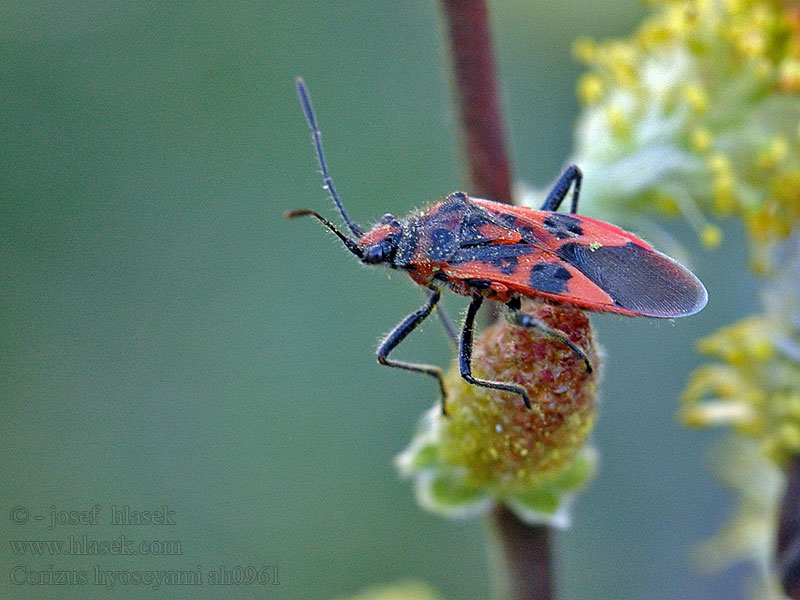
[450,199,708,318]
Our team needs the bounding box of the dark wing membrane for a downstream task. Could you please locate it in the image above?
[556,241,708,317]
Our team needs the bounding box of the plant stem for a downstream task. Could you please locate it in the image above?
[439,2,555,599]
[440,0,513,205]
[778,454,800,599]
[488,504,554,600]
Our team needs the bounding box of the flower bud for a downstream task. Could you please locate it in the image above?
[398,300,600,526]
[440,300,598,491]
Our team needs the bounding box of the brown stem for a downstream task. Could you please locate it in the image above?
[439,2,555,600]
[487,505,555,600]
[440,0,513,205]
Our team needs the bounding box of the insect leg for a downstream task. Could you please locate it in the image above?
[377,287,448,414]
[459,295,533,409]
[505,305,594,373]
[435,302,459,347]
[540,164,582,214]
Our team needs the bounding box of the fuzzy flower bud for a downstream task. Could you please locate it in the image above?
[397,300,599,527]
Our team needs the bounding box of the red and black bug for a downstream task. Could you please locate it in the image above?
[288,78,708,414]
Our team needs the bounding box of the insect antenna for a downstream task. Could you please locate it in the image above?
[285,209,364,259]
[295,78,365,238]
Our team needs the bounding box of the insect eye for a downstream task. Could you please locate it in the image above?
[380,213,396,224]
[364,245,384,264]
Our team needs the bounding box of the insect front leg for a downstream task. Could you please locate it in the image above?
[540,164,582,214]
[505,302,594,374]
[377,287,448,415]
[459,294,533,410]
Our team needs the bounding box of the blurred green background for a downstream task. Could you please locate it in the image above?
[1,2,757,599]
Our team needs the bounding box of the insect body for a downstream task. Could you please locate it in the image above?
[288,78,708,415]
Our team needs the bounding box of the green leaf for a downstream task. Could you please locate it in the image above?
[413,472,492,518]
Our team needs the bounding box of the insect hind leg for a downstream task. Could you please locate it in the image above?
[505,304,594,373]
[459,295,533,410]
[377,287,448,414]
[540,164,582,214]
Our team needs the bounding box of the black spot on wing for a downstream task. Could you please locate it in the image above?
[449,243,534,265]
[516,226,540,243]
[543,213,583,239]
[459,210,494,247]
[491,255,519,275]
[529,262,572,294]
[464,204,548,245]
[465,278,493,289]
[556,242,708,317]
[430,228,457,260]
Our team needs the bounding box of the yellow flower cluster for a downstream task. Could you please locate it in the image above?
[573,0,800,261]
[690,437,784,593]
[681,315,800,465]
[560,3,800,592]
[334,581,442,600]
